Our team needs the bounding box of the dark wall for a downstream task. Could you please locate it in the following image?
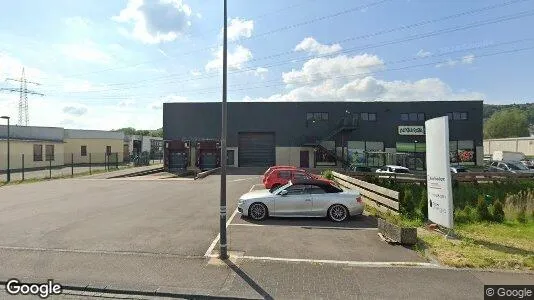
[163,101,483,148]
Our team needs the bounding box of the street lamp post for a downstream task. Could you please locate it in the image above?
[413,140,418,170]
[219,0,229,260]
[1,116,10,182]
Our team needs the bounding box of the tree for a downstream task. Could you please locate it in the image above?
[483,108,529,139]
[114,127,137,135]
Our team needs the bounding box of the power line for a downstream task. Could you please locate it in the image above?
[49,8,534,95]
[50,0,392,79]
[52,40,534,101]
[0,67,45,125]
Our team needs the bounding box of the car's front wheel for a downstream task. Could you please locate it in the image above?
[328,204,349,222]
[249,203,268,221]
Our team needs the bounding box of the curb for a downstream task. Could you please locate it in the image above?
[195,167,221,180]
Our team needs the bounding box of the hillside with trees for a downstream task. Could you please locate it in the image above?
[112,127,163,138]
[483,104,534,139]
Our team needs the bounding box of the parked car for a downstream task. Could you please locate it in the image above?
[450,165,467,173]
[263,167,334,190]
[375,165,411,174]
[238,179,363,222]
[520,160,534,170]
[263,165,297,183]
[487,161,534,174]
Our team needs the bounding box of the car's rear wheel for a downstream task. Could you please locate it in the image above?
[328,204,349,222]
[249,203,268,221]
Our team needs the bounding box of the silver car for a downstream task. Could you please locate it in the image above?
[237,179,364,222]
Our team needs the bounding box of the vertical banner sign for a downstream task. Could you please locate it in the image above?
[425,116,454,228]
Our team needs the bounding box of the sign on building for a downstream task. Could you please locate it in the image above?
[425,117,454,228]
[398,126,425,135]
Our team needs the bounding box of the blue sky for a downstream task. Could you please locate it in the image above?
[0,0,533,130]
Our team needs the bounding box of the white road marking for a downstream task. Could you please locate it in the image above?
[230,177,257,182]
[227,223,378,230]
[204,207,240,257]
[207,253,439,268]
[249,184,261,192]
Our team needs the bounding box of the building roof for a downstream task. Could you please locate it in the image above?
[0,125,64,141]
[64,129,124,140]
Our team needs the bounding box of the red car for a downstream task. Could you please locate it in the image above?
[262,165,297,183]
[263,167,335,190]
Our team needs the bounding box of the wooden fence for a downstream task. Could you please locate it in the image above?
[332,171,400,215]
[341,171,534,184]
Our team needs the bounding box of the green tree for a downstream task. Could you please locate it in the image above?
[114,127,137,135]
[484,108,529,138]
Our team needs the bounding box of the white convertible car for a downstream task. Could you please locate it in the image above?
[237,179,363,222]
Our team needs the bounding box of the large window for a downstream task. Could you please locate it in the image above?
[106,146,112,154]
[315,147,336,166]
[227,149,234,166]
[401,112,425,121]
[306,112,328,122]
[45,145,54,161]
[81,145,87,156]
[450,140,475,165]
[33,144,42,161]
[447,112,469,121]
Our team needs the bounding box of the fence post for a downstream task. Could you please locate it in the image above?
[49,159,52,179]
[21,154,24,181]
[71,153,74,177]
[89,153,92,175]
[105,153,108,171]
[115,153,118,169]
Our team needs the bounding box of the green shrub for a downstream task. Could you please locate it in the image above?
[419,188,428,220]
[517,207,527,223]
[401,188,415,219]
[491,200,505,223]
[454,208,470,224]
[321,170,334,180]
[476,196,491,222]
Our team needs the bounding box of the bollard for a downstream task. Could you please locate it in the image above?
[71,153,74,177]
[21,154,24,181]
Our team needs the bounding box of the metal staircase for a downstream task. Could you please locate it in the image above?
[302,117,359,168]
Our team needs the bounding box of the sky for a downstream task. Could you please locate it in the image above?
[0,0,533,130]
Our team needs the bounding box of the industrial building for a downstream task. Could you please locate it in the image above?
[484,137,534,158]
[163,100,483,170]
[0,125,124,172]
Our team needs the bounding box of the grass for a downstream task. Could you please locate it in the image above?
[418,220,534,270]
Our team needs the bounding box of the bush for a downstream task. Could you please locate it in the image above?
[517,207,527,223]
[454,208,470,224]
[476,196,491,222]
[419,188,428,220]
[491,200,505,223]
[321,170,334,180]
[401,188,415,219]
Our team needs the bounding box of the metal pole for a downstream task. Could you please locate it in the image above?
[89,153,92,175]
[21,154,24,181]
[6,118,10,182]
[49,158,52,179]
[219,0,228,260]
[71,153,74,177]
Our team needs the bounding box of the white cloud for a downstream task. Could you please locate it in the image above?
[62,104,88,116]
[294,37,342,55]
[436,54,475,68]
[63,80,94,92]
[254,67,268,78]
[225,18,254,41]
[190,69,202,76]
[113,0,193,44]
[282,54,384,85]
[59,41,111,64]
[118,99,136,108]
[150,94,189,110]
[462,54,475,64]
[0,52,44,82]
[205,45,252,72]
[157,48,170,58]
[416,49,431,58]
[64,16,92,29]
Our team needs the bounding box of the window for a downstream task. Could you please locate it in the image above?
[321,112,328,121]
[401,113,409,121]
[418,113,425,121]
[361,112,368,121]
[227,150,234,166]
[460,112,468,120]
[278,170,291,179]
[308,185,326,194]
[293,171,311,180]
[106,146,112,154]
[306,112,328,122]
[33,144,42,161]
[447,112,453,120]
[81,145,87,157]
[45,145,54,161]
[314,112,322,120]
[453,112,461,120]
[315,147,336,165]
[306,113,313,121]
[352,114,359,123]
[409,113,418,121]
[285,184,306,195]
[368,113,376,121]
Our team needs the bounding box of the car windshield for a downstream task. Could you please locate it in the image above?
[507,162,529,170]
[270,182,292,194]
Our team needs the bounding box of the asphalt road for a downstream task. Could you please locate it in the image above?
[0,173,532,299]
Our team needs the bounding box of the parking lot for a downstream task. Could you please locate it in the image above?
[0,170,430,297]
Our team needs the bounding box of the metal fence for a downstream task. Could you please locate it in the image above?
[0,152,132,182]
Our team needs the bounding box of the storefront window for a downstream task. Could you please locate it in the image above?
[315,147,336,166]
[449,140,475,165]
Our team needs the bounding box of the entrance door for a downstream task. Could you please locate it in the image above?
[300,150,309,168]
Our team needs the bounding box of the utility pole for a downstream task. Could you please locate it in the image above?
[0,68,44,126]
[219,0,228,260]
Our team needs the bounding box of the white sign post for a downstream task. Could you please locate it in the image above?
[425,117,454,230]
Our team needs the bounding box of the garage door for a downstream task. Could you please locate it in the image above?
[238,133,275,167]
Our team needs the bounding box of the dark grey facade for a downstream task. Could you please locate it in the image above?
[163,101,483,168]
